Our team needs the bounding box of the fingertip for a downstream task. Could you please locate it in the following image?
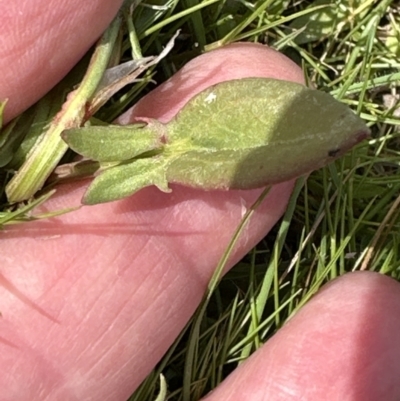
[204,272,400,401]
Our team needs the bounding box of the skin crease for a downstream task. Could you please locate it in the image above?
[1,2,400,401]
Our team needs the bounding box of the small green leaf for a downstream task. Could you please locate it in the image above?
[83,157,170,204]
[63,121,166,162]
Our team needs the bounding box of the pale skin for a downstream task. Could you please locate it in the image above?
[1,2,400,400]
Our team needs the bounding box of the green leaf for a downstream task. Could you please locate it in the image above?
[71,77,369,205]
[62,121,166,162]
[164,78,369,189]
[83,157,170,204]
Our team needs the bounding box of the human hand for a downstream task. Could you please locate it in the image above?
[1,2,400,400]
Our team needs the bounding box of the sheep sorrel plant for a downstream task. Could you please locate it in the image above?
[0,1,399,400]
[63,77,369,204]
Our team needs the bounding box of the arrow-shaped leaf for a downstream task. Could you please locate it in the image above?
[63,77,370,205]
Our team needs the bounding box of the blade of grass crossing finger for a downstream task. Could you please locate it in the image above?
[272,178,305,327]
[182,185,271,401]
[0,191,55,227]
[237,178,305,361]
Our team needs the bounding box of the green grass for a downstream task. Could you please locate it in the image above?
[1,0,400,400]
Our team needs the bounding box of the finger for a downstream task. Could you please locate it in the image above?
[0,0,123,123]
[203,272,400,401]
[0,43,303,400]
